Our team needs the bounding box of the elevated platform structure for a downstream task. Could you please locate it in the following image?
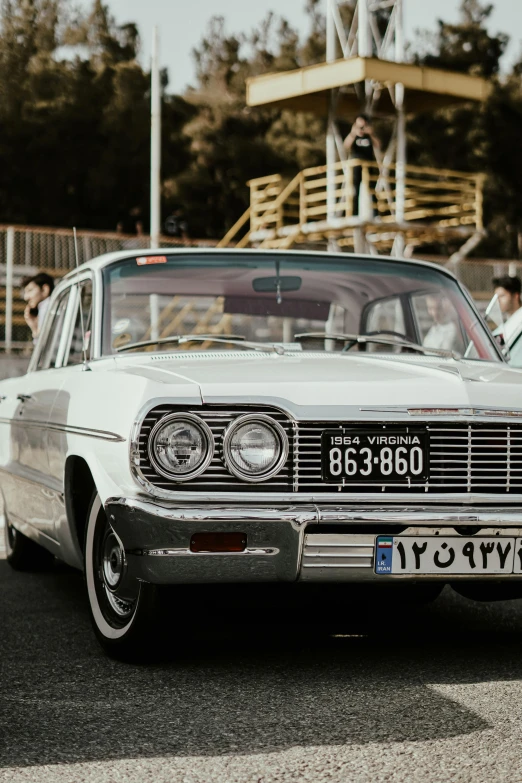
[247,57,491,117]
[220,0,490,258]
[218,158,484,254]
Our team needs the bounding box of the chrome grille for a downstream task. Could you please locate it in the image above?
[138,412,522,495]
[301,534,374,575]
[296,422,522,494]
[138,404,295,492]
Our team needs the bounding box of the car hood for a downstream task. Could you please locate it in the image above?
[116,352,522,412]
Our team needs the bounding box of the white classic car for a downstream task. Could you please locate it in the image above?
[3,248,522,659]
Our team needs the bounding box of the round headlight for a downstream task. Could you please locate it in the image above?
[148,413,214,481]
[223,414,289,482]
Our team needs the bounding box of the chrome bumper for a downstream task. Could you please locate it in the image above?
[105,497,522,585]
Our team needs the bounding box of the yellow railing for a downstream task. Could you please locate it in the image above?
[220,160,485,247]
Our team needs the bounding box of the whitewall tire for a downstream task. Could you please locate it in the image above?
[84,493,160,661]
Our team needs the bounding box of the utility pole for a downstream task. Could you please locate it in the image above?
[150,25,161,249]
[326,0,337,227]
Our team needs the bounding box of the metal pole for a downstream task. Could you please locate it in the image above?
[150,293,160,341]
[326,0,337,229]
[358,0,371,58]
[394,0,406,240]
[6,227,14,355]
[150,26,162,249]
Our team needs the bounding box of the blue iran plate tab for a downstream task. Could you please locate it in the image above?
[375,536,394,574]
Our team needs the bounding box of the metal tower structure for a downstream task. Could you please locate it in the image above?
[219,0,489,258]
[326,0,405,252]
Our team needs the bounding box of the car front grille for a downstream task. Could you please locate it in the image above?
[296,422,522,493]
[137,408,522,495]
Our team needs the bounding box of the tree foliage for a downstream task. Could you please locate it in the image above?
[0,0,191,230]
[0,0,522,257]
[409,0,520,257]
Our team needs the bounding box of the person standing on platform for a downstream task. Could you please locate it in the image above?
[343,114,381,217]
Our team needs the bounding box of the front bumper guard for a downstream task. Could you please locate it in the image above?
[105,497,522,585]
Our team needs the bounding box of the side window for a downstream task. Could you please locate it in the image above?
[411,292,466,353]
[36,290,71,371]
[66,281,93,366]
[364,297,406,336]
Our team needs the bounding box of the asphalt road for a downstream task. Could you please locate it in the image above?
[2,555,522,783]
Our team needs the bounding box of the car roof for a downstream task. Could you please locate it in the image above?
[63,247,460,283]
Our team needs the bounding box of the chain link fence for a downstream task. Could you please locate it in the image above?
[0,225,217,353]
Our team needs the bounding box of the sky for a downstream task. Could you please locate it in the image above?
[96,0,522,92]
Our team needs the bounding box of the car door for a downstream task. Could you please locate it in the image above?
[6,285,74,540]
[46,277,94,490]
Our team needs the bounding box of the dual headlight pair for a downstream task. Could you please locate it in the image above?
[149,413,289,483]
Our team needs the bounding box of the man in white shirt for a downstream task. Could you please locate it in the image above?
[493,275,522,343]
[22,273,54,341]
[423,294,460,352]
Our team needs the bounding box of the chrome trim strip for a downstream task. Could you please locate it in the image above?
[139,547,279,557]
[305,541,372,548]
[408,407,522,418]
[304,551,371,557]
[106,497,522,526]
[0,417,125,442]
[131,490,522,504]
[508,427,512,493]
[303,563,370,568]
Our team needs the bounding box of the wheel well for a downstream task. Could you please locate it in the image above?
[64,456,96,555]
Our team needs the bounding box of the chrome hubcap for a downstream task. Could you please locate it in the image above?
[99,528,134,619]
[102,532,124,590]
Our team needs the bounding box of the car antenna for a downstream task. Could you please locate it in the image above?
[73,227,91,372]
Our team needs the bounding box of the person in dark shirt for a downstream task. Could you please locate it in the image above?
[343,114,381,217]
[164,209,189,243]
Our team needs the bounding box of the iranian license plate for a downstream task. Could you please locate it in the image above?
[322,429,428,483]
[375,536,522,575]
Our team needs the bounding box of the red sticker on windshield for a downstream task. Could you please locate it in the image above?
[136,255,168,266]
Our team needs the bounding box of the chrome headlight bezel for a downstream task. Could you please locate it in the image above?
[222,414,289,483]
[148,412,214,482]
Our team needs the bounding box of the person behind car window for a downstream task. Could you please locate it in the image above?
[492,275,522,342]
[22,272,54,341]
[422,294,461,352]
[493,275,522,319]
[343,113,381,217]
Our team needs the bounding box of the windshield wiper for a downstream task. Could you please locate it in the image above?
[294,332,459,359]
[116,334,286,354]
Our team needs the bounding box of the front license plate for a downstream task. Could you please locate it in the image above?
[375,536,522,575]
[322,429,428,483]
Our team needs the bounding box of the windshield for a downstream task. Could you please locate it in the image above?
[101,253,501,362]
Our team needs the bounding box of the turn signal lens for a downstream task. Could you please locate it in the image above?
[190,533,247,553]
